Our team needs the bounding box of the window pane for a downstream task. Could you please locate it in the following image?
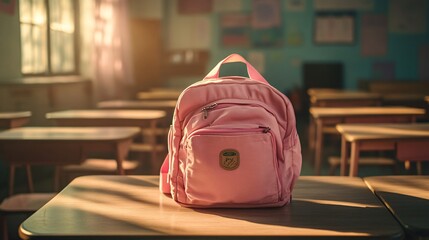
[51,32,75,73]
[20,0,47,74]
[32,0,46,25]
[49,0,76,73]
[32,25,47,73]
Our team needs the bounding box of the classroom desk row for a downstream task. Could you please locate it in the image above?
[0,109,171,195]
[19,175,429,240]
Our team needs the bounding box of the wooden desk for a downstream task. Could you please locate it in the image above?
[337,123,429,176]
[19,175,403,240]
[364,176,429,239]
[137,90,181,101]
[310,107,425,175]
[0,111,31,129]
[0,127,140,194]
[97,100,176,111]
[46,110,167,172]
[307,88,342,97]
[46,110,166,127]
[310,91,382,107]
[96,100,176,124]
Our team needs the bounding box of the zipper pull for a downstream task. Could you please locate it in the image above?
[259,126,271,133]
[201,103,218,119]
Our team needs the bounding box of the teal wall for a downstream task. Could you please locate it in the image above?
[203,0,429,92]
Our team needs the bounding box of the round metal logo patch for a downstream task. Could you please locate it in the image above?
[219,149,240,170]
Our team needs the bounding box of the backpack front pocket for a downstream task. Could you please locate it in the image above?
[184,128,280,206]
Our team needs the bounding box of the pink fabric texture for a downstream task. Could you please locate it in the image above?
[160,54,302,208]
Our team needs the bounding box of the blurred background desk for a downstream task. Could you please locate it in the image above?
[0,112,31,129]
[309,91,382,107]
[337,123,429,176]
[136,89,181,101]
[97,100,176,126]
[0,127,140,194]
[364,176,429,239]
[309,107,425,175]
[46,110,167,174]
[19,175,403,240]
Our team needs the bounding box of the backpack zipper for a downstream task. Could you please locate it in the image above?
[201,103,218,119]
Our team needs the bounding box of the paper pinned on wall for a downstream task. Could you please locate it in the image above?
[169,16,212,49]
[361,14,387,56]
[193,17,212,49]
[214,0,243,12]
[0,0,16,15]
[178,0,213,14]
[252,0,281,29]
[285,0,306,11]
[314,14,355,44]
[389,0,427,34]
[248,51,265,74]
[314,0,374,11]
[220,13,250,47]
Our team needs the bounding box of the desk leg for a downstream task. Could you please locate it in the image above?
[53,166,61,191]
[340,136,348,176]
[26,165,34,193]
[116,139,132,175]
[309,116,315,150]
[1,215,7,240]
[417,162,422,175]
[314,119,323,175]
[9,165,15,196]
[349,141,360,177]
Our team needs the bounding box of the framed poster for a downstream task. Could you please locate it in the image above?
[314,12,355,44]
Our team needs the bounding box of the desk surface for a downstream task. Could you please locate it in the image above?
[137,91,181,100]
[364,176,429,238]
[20,176,403,240]
[310,107,425,118]
[311,91,382,101]
[0,111,32,128]
[0,127,140,141]
[307,88,342,96]
[336,123,429,142]
[0,111,31,119]
[97,100,177,109]
[46,110,166,120]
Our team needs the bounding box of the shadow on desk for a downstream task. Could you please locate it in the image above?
[192,178,400,236]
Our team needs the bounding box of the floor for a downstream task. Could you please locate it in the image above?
[1,111,428,240]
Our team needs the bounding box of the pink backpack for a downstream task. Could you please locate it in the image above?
[160,54,302,208]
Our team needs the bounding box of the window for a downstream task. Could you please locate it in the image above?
[20,0,77,75]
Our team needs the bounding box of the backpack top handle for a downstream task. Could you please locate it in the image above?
[204,53,269,84]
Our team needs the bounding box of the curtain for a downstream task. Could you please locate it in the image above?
[80,0,134,102]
